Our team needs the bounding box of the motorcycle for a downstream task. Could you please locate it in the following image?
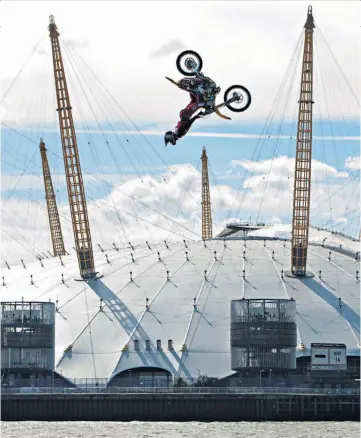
[166,50,252,122]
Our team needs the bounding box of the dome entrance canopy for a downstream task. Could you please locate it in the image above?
[108,366,172,387]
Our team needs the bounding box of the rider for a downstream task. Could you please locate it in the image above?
[164,74,221,146]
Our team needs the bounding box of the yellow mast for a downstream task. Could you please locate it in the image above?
[291,6,315,276]
[201,146,213,239]
[48,16,96,279]
[40,139,66,257]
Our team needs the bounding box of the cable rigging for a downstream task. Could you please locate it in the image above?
[2,123,201,247]
[64,40,202,237]
[224,29,305,223]
[67,44,202,206]
[62,42,164,248]
[0,30,48,105]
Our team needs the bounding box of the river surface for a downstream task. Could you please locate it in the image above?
[2,421,360,437]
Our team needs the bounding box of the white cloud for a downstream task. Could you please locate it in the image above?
[232,156,349,181]
[0,173,136,192]
[1,163,237,265]
[345,155,360,170]
[75,129,361,142]
[226,156,358,225]
[150,39,187,58]
[2,158,358,267]
[1,174,45,191]
[335,216,348,224]
[0,98,21,125]
[64,38,89,49]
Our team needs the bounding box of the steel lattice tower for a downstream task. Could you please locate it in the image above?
[291,6,315,276]
[49,16,96,279]
[40,139,66,257]
[201,146,213,239]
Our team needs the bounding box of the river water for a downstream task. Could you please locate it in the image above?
[2,421,360,437]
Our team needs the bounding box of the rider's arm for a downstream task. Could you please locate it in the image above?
[179,77,204,91]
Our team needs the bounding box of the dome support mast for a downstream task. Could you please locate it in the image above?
[48,15,96,279]
[291,6,315,276]
[201,146,213,239]
[40,139,66,257]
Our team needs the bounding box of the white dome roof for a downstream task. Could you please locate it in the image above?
[1,235,359,381]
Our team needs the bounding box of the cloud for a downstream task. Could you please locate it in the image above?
[150,39,187,58]
[75,129,360,142]
[3,125,358,142]
[63,38,89,49]
[0,173,132,192]
[0,164,200,264]
[0,162,251,266]
[2,158,358,267]
[335,216,348,224]
[1,2,358,125]
[35,46,50,56]
[0,97,20,124]
[345,155,360,170]
[1,174,45,191]
[225,156,358,225]
[232,156,350,181]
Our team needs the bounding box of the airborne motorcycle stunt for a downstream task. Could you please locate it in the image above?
[164,50,252,146]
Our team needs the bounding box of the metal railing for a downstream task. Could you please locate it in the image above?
[1,386,360,395]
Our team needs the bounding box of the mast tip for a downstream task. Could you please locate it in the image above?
[304,5,315,29]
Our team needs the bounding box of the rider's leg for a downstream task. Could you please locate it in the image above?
[175,94,203,139]
[165,89,204,146]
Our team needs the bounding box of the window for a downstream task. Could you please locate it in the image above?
[156,340,161,350]
[145,340,150,350]
[168,339,173,350]
[134,339,139,350]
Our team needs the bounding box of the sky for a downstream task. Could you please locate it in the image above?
[1,1,360,265]
[1,1,359,124]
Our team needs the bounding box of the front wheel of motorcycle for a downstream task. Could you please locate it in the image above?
[224,85,252,112]
[176,50,203,76]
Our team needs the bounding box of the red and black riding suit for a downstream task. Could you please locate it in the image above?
[175,77,212,138]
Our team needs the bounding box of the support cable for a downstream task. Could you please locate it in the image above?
[67,45,201,206]
[227,30,304,221]
[65,41,199,233]
[0,31,47,105]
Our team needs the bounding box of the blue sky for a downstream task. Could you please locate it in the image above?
[2,117,359,213]
[2,118,359,192]
[2,117,360,264]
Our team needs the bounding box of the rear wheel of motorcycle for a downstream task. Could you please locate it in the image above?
[176,50,203,76]
[224,85,251,112]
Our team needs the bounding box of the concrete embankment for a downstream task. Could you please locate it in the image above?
[2,392,359,421]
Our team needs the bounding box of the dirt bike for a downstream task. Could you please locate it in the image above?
[166,50,252,122]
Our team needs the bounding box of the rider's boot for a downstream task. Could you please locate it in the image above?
[164,131,178,146]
